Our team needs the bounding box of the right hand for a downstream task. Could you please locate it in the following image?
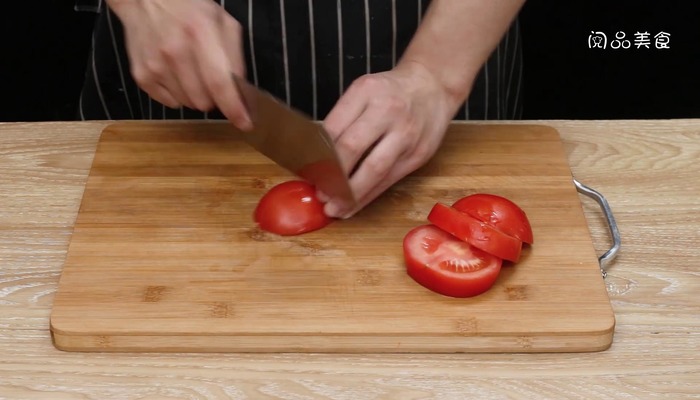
[108,0,252,130]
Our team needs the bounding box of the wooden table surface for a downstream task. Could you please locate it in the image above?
[1,120,698,399]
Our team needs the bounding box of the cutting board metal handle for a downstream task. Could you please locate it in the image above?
[574,179,621,278]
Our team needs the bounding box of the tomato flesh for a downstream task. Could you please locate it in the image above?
[452,194,534,244]
[428,202,522,262]
[404,225,502,298]
[254,180,331,235]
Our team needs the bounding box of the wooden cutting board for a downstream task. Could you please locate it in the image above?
[50,122,615,353]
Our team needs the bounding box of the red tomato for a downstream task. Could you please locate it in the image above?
[452,194,534,244]
[428,202,522,262]
[404,225,502,298]
[254,180,331,235]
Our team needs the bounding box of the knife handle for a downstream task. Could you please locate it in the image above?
[574,179,621,279]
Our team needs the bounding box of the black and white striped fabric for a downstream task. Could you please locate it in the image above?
[76,0,523,121]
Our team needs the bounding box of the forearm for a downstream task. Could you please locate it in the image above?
[398,0,525,109]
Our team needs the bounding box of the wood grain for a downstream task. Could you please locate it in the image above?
[1,120,699,398]
[49,122,614,353]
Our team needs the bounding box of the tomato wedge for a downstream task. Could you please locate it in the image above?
[428,202,522,262]
[254,180,331,235]
[452,194,533,244]
[404,225,502,298]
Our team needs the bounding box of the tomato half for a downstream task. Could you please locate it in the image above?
[452,194,534,244]
[254,180,331,235]
[427,202,522,262]
[404,225,502,298]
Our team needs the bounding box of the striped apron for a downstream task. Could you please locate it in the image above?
[76,0,523,121]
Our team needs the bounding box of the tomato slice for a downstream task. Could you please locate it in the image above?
[452,194,534,244]
[254,180,332,235]
[428,203,522,262]
[404,225,502,298]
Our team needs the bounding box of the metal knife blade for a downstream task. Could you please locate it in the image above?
[231,75,355,207]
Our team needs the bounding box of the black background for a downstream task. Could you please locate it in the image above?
[2,1,97,121]
[2,0,699,122]
[520,0,700,119]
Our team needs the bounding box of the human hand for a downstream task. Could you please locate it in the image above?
[321,61,462,218]
[108,0,251,130]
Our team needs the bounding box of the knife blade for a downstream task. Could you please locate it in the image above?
[231,75,355,207]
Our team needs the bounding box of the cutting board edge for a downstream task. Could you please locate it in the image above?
[98,120,563,130]
[50,312,615,353]
[50,329,614,354]
[49,314,616,337]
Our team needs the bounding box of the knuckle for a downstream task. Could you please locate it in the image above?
[143,59,167,78]
[356,74,381,90]
[182,15,209,38]
[204,74,228,93]
[323,119,342,140]
[410,144,436,167]
[132,68,165,94]
[363,156,392,176]
[374,95,408,114]
[336,136,365,158]
[189,94,213,111]
[159,43,182,60]
[130,66,151,86]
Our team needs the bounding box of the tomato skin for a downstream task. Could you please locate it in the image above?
[452,194,534,244]
[254,180,332,235]
[428,203,522,262]
[404,225,502,298]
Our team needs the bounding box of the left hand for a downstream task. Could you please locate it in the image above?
[321,61,462,218]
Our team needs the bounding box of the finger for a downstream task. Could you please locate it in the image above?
[356,137,441,212]
[220,13,247,78]
[323,78,371,141]
[158,74,194,110]
[340,162,406,219]
[136,64,189,109]
[191,14,252,130]
[129,39,190,109]
[148,83,182,109]
[163,38,213,111]
[149,22,207,109]
[134,66,181,108]
[315,189,330,203]
[114,4,206,110]
[333,105,394,175]
[325,131,407,218]
[124,34,185,109]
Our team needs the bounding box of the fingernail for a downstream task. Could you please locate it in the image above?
[324,201,346,219]
[316,190,330,203]
[340,209,357,220]
[239,117,254,132]
[327,202,358,220]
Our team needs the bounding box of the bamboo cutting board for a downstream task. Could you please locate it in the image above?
[50,122,615,353]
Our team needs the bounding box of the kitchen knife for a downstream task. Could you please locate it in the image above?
[232,75,355,207]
